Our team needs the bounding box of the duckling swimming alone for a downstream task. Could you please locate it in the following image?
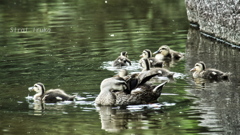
[139,49,162,68]
[153,45,183,61]
[190,61,230,80]
[28,82,76,103]
[113,51,131,68]
[95,70,167,106]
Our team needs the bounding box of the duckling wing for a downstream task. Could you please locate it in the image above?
[170,50,183,59]
[44,89,75,102]
[113,56,131,67]
[204,69,229,80]
[149,58,163,68]
[123,58,131,65]
[125,78,138,93]
[137,70,161,86]
[113,57,123,67]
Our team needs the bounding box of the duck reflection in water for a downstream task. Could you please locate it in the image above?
[153,45,184,68]
[28,100,74,116]
[96,105,163,132]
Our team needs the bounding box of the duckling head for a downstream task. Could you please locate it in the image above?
[28,83,45,93]
[96,78,128,105]
[100,78,127,93]
[153,45,170,56]
[28,82,45,100]
[120,51,128,58]
[190,61,206,72]
[140,49,152,58]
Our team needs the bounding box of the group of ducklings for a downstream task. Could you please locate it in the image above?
[28,45,230,106]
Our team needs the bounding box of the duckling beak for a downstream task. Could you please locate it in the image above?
[153,50,160,55]
[190,68,196,72]
[139,54,143,57]
[28,87,34,92]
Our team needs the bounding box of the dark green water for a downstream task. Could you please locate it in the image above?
[0,0,240,135]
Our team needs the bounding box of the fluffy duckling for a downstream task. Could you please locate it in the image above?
[140,58,174,78]
[139,49,163,68]
[113,51,131,68]
[117,69,128,77]
[28,82,76,103]
[190,61,230,80]
[95,71,167,106]
[153,45,183,61]
[115,69,129,79]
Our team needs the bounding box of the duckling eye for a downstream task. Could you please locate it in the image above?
[161,48,166,50]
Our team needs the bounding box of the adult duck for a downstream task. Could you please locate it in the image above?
[95,70,167,106]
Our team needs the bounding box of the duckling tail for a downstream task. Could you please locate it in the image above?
[168,72,175,78]
[69,93,78,101]
[221,72,231,80]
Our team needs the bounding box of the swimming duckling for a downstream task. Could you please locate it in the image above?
[113,51,131,68]
[28,82,76,103]
[140,58,174,78]
[190,61,230,80]
[153,45,183,61]
[139,49,163,68]
[95,71,167,106]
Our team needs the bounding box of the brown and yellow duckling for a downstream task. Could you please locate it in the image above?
[153,45,183,61]
[139,49,163,68]
[28,82,76,103]
[190,61,230,81]
[113,51,131,68]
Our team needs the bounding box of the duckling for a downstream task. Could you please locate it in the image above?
[113,51,131,68]
[140,58,174,78]
[153,45,183,61]
[139,49,163,68]
[190,61,230,80]
[28,82,76,103]
[114,69,129,80]
[117,69,128,77]
[95,71,167,106]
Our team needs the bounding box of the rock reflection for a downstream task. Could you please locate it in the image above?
[186,28,240,134]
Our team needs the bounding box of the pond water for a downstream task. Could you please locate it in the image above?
[0,0,240,135]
